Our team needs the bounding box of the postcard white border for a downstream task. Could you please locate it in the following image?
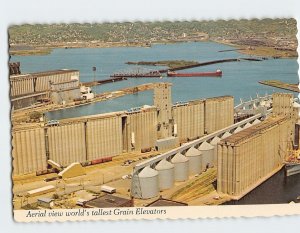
[1,0,300,232]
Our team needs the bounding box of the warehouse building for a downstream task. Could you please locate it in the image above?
[217,93,297,199]
[84,194,133,208]
[10,69,80,109]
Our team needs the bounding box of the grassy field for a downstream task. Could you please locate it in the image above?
[9,48,52,56]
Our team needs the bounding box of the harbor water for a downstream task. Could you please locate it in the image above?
[224,169,300,205]
[10,42,298,120]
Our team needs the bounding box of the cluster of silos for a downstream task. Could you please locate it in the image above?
[137,151,193,199]
[137,134,235,199]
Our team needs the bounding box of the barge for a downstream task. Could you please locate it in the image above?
[110,71,161,78]
[285,163,300,176]
[167,69,222,77]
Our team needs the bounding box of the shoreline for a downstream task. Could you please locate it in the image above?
[9,39,298,58]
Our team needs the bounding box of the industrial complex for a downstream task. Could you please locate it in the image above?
[10,63,300,210]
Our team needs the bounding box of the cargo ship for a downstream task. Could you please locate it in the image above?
[167,69,222,77]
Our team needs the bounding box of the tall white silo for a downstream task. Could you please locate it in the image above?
[210,136,221,166]
[171,152,189,182]
[138,166,159,199]
[198,141,214,170]
[155,159,174,190]
[185,147,202,175]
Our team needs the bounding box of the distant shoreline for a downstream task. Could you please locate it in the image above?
[9,39,298,58]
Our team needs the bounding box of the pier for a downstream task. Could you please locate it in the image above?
[110,58,263,79]
[158,58,263,73]
[82,77,127,87]
[12,83,158,123]
[259,80,299,93]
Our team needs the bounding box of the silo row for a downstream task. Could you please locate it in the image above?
[138,142,216,199]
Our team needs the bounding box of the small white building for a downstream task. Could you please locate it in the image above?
[80,86,94,100]
[37,197,54,209]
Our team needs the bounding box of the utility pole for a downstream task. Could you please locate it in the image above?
[92,66,96,84]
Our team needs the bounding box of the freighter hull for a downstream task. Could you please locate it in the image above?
[167,70,222,77]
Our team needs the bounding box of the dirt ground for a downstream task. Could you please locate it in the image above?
[13,150,228,210]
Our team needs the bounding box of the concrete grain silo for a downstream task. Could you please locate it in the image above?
[210,136,221,166]
[243,122,252,129]
[198,141,214,170]
[233,126,243,134]
[185,147,202,175]
[155,159,174,190]
[252,119,261,125]
[221,131,232,139]
[171,152,189,181]
[138,166,159,199]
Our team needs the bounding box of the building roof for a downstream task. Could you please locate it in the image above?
[85,194,132,208]
[30,69,79,77]
[37,197,54,203]
[146,197,187,207]
[220,116,287,145]
[10,69,79,79]
[138,166,158,178]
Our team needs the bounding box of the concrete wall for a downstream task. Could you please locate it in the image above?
[12,128,47,175]
[86,115,123,161]
[10,75,35,97]
[35,70,79,92]
[51,88,81,104]
[10,70,79,97]
[217,116,293,197]
[11,93,49,110]
[51,80,79,91]
[272,93,294,116]
[47,123,87,166]
[154,83,173,139]
[173,100,205,143]
[126,108,158,151]
[205,96,234,134]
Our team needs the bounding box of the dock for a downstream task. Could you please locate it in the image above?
[259,80,299,93]
[82,77,127,87]
[158,58,262,73]
[12,83,158,124]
